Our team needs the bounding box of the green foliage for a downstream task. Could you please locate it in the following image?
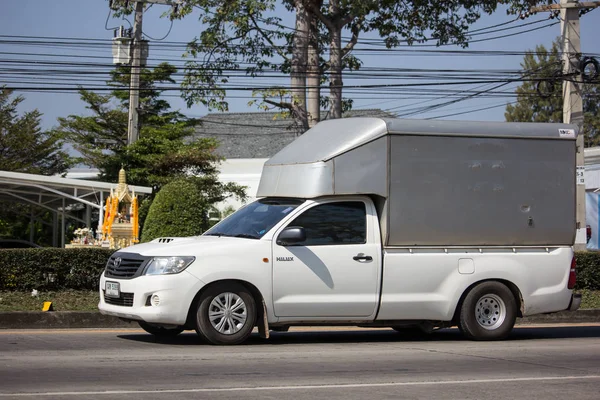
[505,39,600,147]
[0,87,72,175]
[179,0,285,112]
[0,248,114,291]
[53,62,245,232]
[141,177,246,242]
[53,63,226,188]
[0,87,74,245]
[0,208,56,247]
[172,1,540,122]
[575,251,600,291]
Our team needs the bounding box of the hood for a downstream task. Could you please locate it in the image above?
[115,235,264,257]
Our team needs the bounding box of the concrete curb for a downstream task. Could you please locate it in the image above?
[517,309,600,324]
[0,311,133,329]
[1,310,599,330]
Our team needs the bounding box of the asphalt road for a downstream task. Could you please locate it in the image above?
[1,325,600,400]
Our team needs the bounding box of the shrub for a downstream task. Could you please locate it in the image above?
[1,248,596,293]
[575,251,600,290]
[141,175,246,243]
[141,178,209,242]
[0,248,114,291]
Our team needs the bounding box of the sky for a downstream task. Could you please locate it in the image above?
[1,0,599,131]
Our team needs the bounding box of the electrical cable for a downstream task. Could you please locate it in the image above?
[426,100,518,120]
[387,60,564,118]
[142,19,174,41]
[1,20,592,124]
[0,17,568,55]
[104,9,120,31]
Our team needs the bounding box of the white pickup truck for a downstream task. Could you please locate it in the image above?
[99,118,581,344]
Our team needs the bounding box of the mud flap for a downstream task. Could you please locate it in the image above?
[257,298,270,339]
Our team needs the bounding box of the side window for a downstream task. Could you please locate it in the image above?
[288,201,366,246]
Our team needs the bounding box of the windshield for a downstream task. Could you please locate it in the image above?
[204,198,305,239]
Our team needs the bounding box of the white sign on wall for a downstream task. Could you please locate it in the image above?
[577,166,585,185]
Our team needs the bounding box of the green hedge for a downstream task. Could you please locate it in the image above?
[0,248,598,292]
[575,251,600,291]
[141,178,210,243]
[0,248,114,291]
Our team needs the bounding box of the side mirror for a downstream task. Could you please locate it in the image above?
[276,226,306,246]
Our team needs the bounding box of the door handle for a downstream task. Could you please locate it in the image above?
[353,254,373,261]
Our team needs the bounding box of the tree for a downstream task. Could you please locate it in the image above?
[167,0,541,127]
[0,88,73,245]
[54,63,232,187]
[0,87,72,175]
[141,176,244,242]
[505,39,600,147]
[54,63,246,234]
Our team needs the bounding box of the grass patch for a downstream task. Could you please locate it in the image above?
[579,289,600,309]
[0,290,99,312]
[1,290,599,312]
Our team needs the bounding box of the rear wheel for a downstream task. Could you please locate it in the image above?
[459,281,517,340]
[195,283,257,345]
[138,321,184,338]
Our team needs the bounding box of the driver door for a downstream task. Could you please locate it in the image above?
[272,199,380,318]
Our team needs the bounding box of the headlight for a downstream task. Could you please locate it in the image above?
[144,256,195,275]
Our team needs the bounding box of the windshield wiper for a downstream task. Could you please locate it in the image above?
[232,234,260,239]
[204,233,224,237]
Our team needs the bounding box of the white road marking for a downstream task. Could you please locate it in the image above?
[1,375,600,396]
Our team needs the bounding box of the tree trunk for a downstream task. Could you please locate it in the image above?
[328,0,342,119]
[306,2,321,128]
[291,0,309,130]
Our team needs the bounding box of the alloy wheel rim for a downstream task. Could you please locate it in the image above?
[208,292,247,335]
[475,293,506,330]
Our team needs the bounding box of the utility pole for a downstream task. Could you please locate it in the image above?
[127,1,144,145]
[530,0,599,251]
[109,0,179,144]
[306,1,323,129]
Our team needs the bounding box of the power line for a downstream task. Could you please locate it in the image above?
[104,9,120,31]
[0,17,559,50]
[426,101,518,120]
[142,19,174,41]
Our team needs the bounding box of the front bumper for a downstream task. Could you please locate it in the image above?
[98,270,205,326]
[568,293,582,311]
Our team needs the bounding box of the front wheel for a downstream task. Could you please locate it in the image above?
[195,283,257,345]
[138,321,184,338]
[458,281,517,341]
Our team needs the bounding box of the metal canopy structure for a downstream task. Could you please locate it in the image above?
[0,170,152,247]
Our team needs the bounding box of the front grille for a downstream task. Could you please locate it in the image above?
[105,253,148,279]
[104,291,134,307]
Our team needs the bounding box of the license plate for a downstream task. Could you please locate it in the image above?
[105,281,120,298]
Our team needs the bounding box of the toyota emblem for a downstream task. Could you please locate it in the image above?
[113,257,122,268]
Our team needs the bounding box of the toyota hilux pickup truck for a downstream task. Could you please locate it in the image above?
[99,117,581,344]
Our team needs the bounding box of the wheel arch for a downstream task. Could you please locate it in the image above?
[452,278,524,324]
[185,279,266,329]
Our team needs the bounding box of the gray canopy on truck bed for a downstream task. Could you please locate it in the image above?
[257,118,577,247]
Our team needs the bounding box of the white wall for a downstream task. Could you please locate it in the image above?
[214,158,267,212]
[585,147,600,192]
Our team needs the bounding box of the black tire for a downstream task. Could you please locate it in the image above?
[458,281,517,341]
[195,282,257,345]
[138,321,184,337]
